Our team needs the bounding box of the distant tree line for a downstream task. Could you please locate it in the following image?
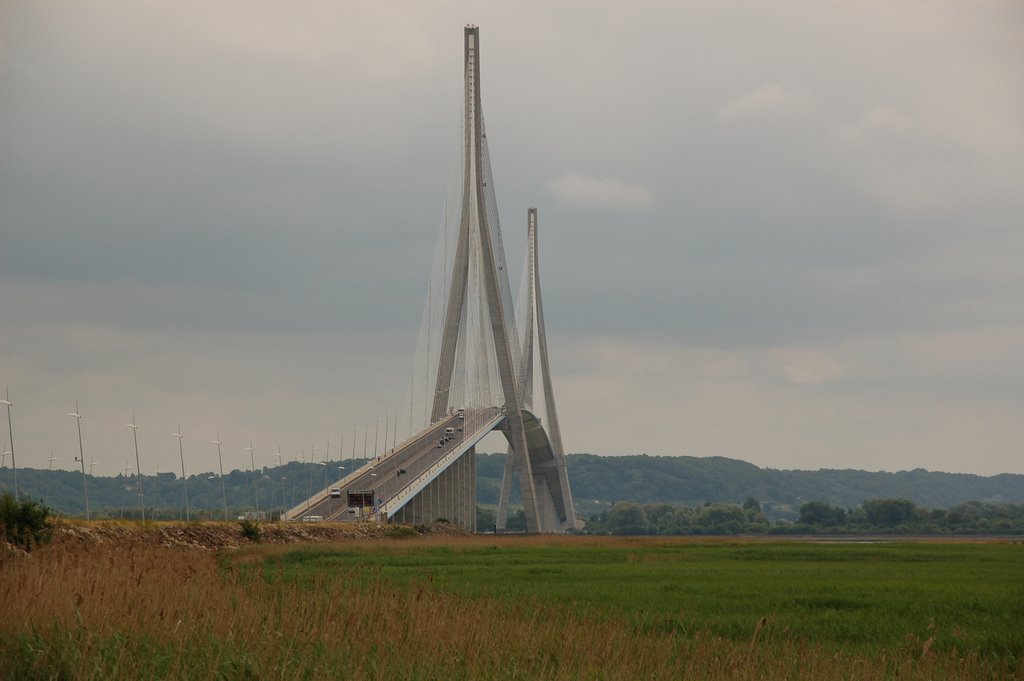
[582,498,1024,535]
[0,459,372,519]
[475,453,1024,518]
[5,452,1024,528]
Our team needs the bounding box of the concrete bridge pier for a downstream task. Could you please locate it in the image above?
[390,447,476,531]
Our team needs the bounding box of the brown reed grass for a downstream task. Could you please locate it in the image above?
[1,542,1019,680]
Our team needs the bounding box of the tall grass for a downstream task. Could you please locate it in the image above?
[1,541,1021,680]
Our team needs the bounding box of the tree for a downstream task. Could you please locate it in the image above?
[670,506,696,533]
[799,501,847,527]
[506,509,527,532]
[645,503,676,534]
[694,504,745,535]
[0,493,54,551]
[476,506,496,531]
[743,497,761,513]
[607,503,650,534]
[861,498,918,527]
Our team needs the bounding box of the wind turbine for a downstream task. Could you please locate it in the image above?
[246,440,259,514]
[124,413,144,521]
[172,425,190,522]
[291,451,301,507]
[274,447,283,516]
[211,434,228,521]
[310,441,320,502]
[1,388,18,501]
[120,462,134,519]
[45,452,58,504]
[68,403,90,520]
[304,451,312,513]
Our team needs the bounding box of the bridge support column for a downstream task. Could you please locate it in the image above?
[386,448,477,532]
[467,446,477,531]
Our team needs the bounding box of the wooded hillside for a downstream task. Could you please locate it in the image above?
[3,453,1021,520]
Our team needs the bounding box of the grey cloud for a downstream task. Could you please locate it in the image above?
[2,0,1022,477]
[546,172,653,208]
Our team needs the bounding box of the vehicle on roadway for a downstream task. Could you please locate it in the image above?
[329,488,341,498]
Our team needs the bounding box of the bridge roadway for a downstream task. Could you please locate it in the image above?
[287,407,502,522]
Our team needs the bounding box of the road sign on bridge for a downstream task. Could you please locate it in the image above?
[347,490,374,508]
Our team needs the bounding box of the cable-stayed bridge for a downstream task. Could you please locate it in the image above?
[284,26,576,533]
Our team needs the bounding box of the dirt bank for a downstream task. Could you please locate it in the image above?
[48,519,466,551]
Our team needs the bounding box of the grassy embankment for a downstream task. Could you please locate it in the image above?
[2,534,1022,679]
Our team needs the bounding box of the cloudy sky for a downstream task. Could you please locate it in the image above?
[1,1,1021,478]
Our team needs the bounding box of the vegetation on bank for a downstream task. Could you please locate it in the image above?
[582,497,1024,535]
[0,492,53,550]
[2,538,1021,679]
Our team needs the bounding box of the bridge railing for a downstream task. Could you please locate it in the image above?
[284,406,504,522]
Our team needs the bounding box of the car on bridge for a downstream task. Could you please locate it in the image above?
[329,488,341,498]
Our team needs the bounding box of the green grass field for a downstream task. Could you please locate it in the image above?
[262,538,1024,657]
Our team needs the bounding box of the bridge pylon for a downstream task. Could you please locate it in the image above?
[427,26,543,532]
[285,26,577,532]
[497,208,578,532]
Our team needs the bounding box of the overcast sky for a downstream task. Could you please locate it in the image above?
[1,1,1022,479]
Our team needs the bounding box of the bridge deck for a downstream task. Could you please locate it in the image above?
[284,407,503,522]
